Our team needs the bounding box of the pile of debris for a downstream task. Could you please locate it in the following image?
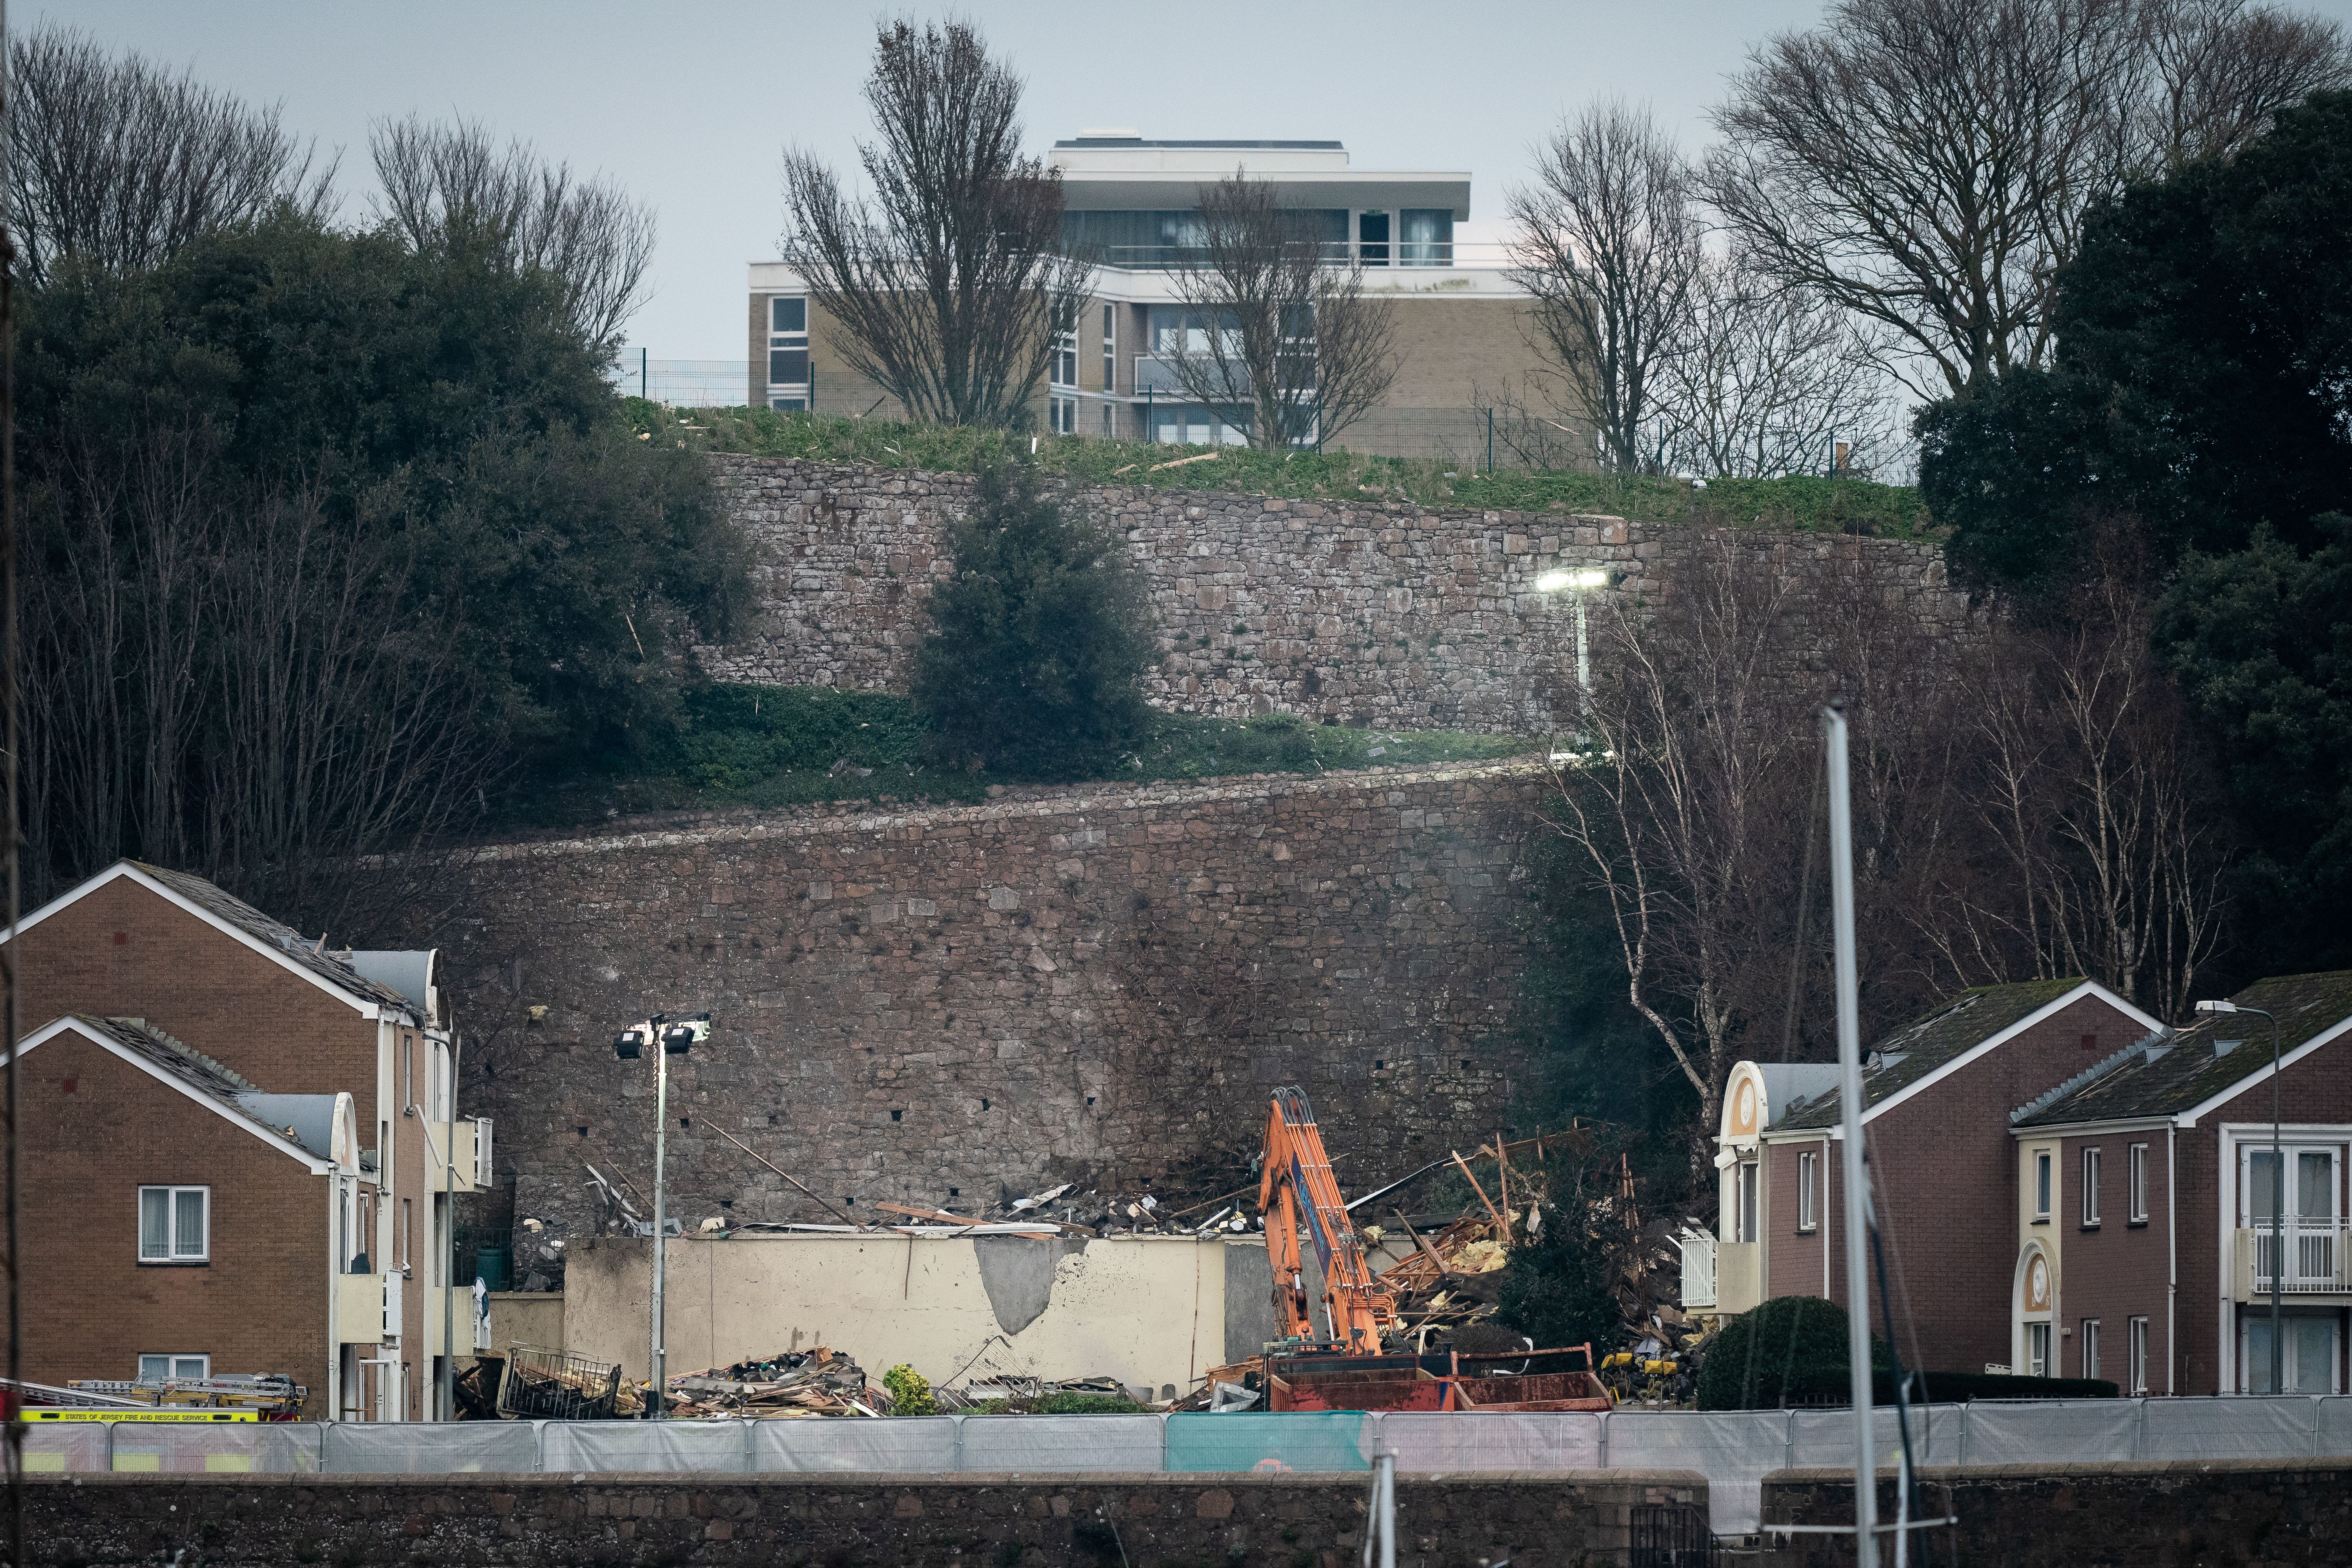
[934,1374,1154,1413]
[662,1347,880,1418]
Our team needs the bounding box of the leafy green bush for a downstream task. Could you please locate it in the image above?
[1497,1224,1620,1354]
[909,464,1157,777]
[882,1363,935,1416]
[1696,1295,1893,1410]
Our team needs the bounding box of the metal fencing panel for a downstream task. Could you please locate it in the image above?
[1959,1400,2139,1466]
[17,1425,107,1473]
[957,1414,1165,1473]
[322,1419,541,1473]
[753,1415,959,1472]
[1164,1411,1373,1472]
[1606,1411,1791,1535]
[2141,1396,2317,1461]
[107,1423,321,1474]
[541,1419,755,1473]
[1376,1411,1603,1472]
[1788,1405,1965,1472]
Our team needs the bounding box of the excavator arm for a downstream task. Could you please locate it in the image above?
[1258,1086,1397,1353]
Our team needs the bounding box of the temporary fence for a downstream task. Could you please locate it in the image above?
[22,1398,2352,1535]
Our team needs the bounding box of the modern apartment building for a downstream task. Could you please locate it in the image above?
[747,133,1551,455]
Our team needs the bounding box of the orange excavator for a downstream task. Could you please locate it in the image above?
[1251,1086,1611,1413]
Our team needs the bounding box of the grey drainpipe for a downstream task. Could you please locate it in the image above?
[2167,1122,2178,1395]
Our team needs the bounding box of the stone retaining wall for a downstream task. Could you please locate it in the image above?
[702,455,1961,730]
[439,762,1547,1244]
[1761,1459,2352,1565]
[22,1469,1706,1568]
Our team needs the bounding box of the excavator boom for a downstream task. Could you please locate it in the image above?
[1258,1086,1396,1353]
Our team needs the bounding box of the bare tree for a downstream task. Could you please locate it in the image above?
[781,21,1088,429]
[371,114,656,351]
[1508,101,1703,472]
[1703,0,2349,400]
[4,26,335,288]
[1651,247,1907,479]
[1153,172,1397,449]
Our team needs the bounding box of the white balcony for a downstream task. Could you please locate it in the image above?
[1677,1226,1718,1309]
[1715,1240,1763,1316]
[431,1117,494,1193]
[2234,1224,2352,1297]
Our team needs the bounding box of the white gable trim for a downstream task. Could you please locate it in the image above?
[3,862,406,1022]
[6,1017,336,1174]
[2175,1012,2352,1128]
[1860,980,2164,1127]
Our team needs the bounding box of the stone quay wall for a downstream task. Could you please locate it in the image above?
[21,1471,1707,1568]
[1761,1460,2352,1566]
[438,762,1548,1243]
[700,455,1962,731]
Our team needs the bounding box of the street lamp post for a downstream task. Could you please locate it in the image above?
[1534,568,1608,735]
[2198,997,2284,1394]
[613,1011,711,1418]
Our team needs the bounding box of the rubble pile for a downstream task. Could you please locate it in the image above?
[662,1347,880,1418]
[934,1374,1153,1413]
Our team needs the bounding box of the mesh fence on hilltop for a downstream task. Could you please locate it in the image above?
[23,1397,2352,1536]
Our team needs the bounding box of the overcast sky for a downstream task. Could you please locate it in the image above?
[49,1,2352,360]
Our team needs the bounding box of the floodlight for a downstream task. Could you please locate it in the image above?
[2195,999,2238,1014]
[613,1028,646,1060]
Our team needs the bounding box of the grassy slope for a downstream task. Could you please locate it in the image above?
[510,684,1532,829]
[628,401,1937,540]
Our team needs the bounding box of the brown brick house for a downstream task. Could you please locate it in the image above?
[2011,971,2352,1397]
[1695,978,2165,1375]
[1,1015,359,1415]
[3,861,488,1420]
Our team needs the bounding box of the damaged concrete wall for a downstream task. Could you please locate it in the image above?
[700,456,1962,730]
[443,761,1542,1244]
[568,1233,1261,1392]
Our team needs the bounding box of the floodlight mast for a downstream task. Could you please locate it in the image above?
[2199,996,2283,1393]
[1534,567,1608,734]
[611,1011,713,1417]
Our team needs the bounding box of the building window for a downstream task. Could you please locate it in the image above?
[2130,1143,2150,1224]
[2245,1313,2339,1395]
[1102,304,1116,393]
[401,1197,412,1272]
[1797,1150,1817,1232]
[2034,1150,2053,1220]
[1399,208,1454,266]
[2027,1321,2052,1378]
[2082,1148,2101,1227]
[768,295,810,409]
[2082,1318,2101,1381]
[2129,1316,2150,1395]
[1735,1161,1759,1244]
[138,1353,210,1382]
[138,1186,209,1263]
[1100,402,1114,438]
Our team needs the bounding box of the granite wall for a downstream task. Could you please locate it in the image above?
[700,455,1961,731]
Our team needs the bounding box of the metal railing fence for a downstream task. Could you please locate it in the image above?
[23,1396,2352,1537]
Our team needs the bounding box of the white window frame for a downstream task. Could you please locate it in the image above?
[2129,1316,2150,1395]
[138,1185,209,1264]
[2082,1317,2101,1381]
[1735,1161,1759,1244]
[2034,1149,2053,1220]
[1101,303,1116,395]
[2027,1320,2052,1378]
[1797,1150,1817,1232]
[138,1353,211,1382]
[2129,1142,2150,1224]
[2241,1310,2341,1395]
[2082,1147,2101,1227]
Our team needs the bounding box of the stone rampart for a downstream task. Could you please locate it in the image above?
[701,455,1961,730]
[440,762,1547,1242]
[20,1471,1705,1568]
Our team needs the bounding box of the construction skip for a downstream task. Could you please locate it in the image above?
[565,1233,1277,1396]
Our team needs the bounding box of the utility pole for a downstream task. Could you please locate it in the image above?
[612,1013,711,1418]
[1823,702,1877,1559]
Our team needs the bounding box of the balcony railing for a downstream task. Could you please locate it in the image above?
[2235,1223,2352,1295]
[1081,241,1517,271]
[1677,1226,1718,1309]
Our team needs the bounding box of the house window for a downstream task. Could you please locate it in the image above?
[2082,1148,2101,1227]
[768,295,810,410]
[2027,1321,2052,1378]
[2245,1313,2339,1395]
[2130,1143,2150,1224]
[401,1198,412,1272]
[1399,208,1454,266]
[1102,304,1116,393]
[1735,1161,1759,1244]
[402,1034,413,1110]
[138,1353,210,1382]
[1798,1150,1817,1232]
[138,1186,209,1263]
[2034,1150,2053,1220]
[2129,1316,2150,1395]
[2082,1318,2101,1381]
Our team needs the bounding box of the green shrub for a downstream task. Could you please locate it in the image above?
[1695,1295,1893,1410]
[882,1363,936,1416]
[1496,1224,1619,1354]
[909,464,1156,777]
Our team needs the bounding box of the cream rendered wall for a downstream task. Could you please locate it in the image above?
[566,1234,1244,1396]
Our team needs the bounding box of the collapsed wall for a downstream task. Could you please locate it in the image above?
[440,762,1545,1241]
[702,455,1962,730]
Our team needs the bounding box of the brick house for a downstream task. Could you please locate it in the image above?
[2009,971,2352,1397]
[2,861,489,1420]
[2,1015,360,1414]
[1696,978,2164,1375]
